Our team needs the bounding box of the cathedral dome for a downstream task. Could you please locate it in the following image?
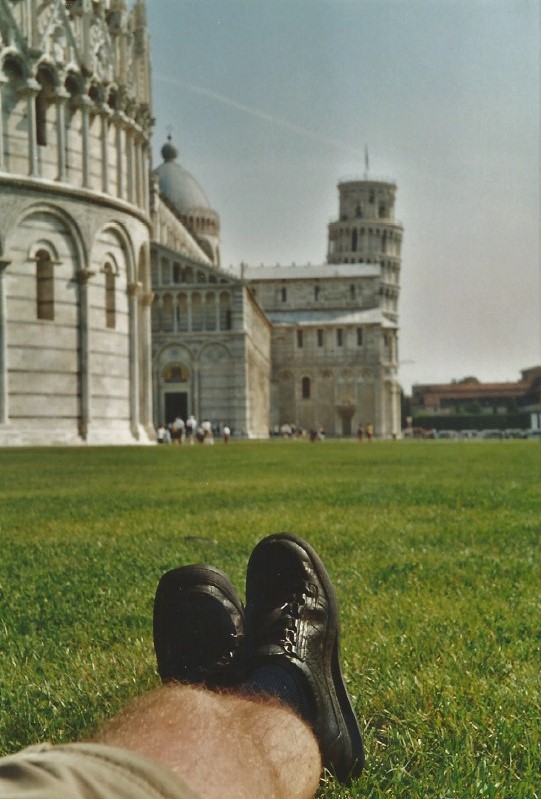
[154,136,211,212]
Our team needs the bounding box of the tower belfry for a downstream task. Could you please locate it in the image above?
[326,174,403,322]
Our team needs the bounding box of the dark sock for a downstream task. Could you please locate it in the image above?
[243,660,316,723]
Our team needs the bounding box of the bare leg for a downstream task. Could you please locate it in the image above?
[94,683,321,799]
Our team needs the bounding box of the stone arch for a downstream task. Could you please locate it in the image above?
[155,343,194,425]
[97,221,136,284]
[6,203,87,283]
[28,237,61,264]
[157,342,193,368]
[199,342,232,364]
[1,203,85,435]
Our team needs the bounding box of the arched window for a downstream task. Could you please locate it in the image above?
[351,229,358,252]
[302,376,311,400]
[36,249,54,320]
[104,262,116,328]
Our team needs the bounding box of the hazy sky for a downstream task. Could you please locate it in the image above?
[146,0,540,393]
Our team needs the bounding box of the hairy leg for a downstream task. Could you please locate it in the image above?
[94,683,321,799]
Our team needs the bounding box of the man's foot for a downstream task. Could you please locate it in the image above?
[244,533,364,784]
[153,564,245,687]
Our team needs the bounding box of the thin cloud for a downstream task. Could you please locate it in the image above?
[155,73,364,157]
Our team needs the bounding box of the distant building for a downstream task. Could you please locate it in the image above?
[411,367,541,419]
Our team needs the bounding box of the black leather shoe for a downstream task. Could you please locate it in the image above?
[153,564,245,687]
[245,534,364,783]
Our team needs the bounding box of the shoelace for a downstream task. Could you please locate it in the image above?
[256,590,310,654]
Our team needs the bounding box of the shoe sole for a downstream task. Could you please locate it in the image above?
[247,533,365,783]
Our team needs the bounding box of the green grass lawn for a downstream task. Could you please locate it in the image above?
[1,440,539,798]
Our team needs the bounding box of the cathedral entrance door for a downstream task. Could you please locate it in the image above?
[337,404,355,437]
[165,392,188,423]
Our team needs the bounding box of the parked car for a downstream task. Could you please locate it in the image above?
[504,428,526,439]
[459,429,479,439]
[480,429,506,439]
[436,429,458,439]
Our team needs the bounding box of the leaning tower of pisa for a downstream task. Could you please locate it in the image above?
[327,178,403,322]
[326,175,404,436]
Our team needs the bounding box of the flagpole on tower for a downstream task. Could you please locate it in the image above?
[364,145,369,178]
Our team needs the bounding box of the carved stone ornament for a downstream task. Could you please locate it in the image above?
[142,292,155,306]
[127,281,143,298]
[38,0,76,67]
[202,346,227,364]
[76,268,95,284]
[37,1,57,38]
[89,20,113,83]
[51,24,68,65]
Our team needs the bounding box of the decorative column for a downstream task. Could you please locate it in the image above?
[76,267,95,440]
[140,291,155,433]
[141,141,150,213]
[80,95,91,188]
[0,77,6,172]
[133,127,144,209]
[125,122,134,204]
[55,87,69,182]
[115,111,127,199]
[0,259,11,424]
[19,79,40,176]
[127,281,142,438]
[99,105,111,194]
